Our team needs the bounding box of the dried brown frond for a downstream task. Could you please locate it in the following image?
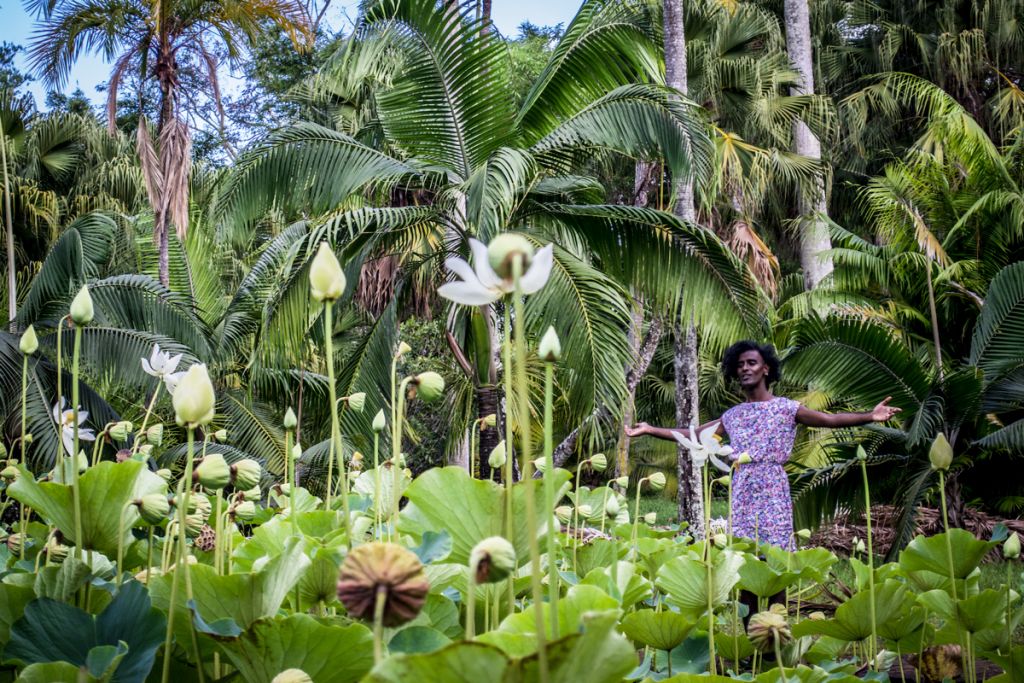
[157,117,192,240]
[726,219,779,300]
[136,118,163,214]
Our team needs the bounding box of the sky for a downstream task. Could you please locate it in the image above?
[0,0,581,109]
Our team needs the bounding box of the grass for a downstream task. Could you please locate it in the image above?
[635,492,728,526]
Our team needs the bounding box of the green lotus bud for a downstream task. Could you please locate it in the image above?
[1,465,18,481]
[643,512,657,525]
[291,443,302,461]
[488,441,506,469]
[309,242,346,302]
[713,533,728,548]
[372,409,386,432]
[589,453,607,472]
[715,475,731,487]
[283,407,297,430]
[337,542,430,627]
[737,452,752,465]
[19,325,38,355]
[1004,532,1021,560]
[796,528,812,542]
[172,364,216,427]
[748,606,792,651]
[470,536,517,584]
[213,429,228,442]
[929,433,953,471]
[577,504,593,520]
[70,284,94,325]
[146,423,164,446]
[346,392,366,413]
[412,372,445,403]
[232,500,257,522]
[539,326,561,362]
[647,472,667,491]
[272,670,313,683]
[555,506,573,525]
[108,420,133,442]
[481,413,497,430]
[231,459,262,490]
[614,476,629,489]
[487,233,535,279]
[532,457,547,473]
[195,453,231,490]
[853,537,866,554]
[605,495,620,517]
[156,468,172,482]
[136,493,171,524]
[856,445,867,462]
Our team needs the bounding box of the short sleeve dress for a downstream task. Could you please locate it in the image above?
[721,396,801,550]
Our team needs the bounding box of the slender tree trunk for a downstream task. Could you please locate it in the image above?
[782,0,833,289]
[477,383,500,479]
[664,0,705,532]
[1,132,15,328]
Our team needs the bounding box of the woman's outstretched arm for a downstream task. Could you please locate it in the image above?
[624,419,725,442]
[795,396,901,428]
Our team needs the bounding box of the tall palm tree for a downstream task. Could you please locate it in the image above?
[24,0,312,286]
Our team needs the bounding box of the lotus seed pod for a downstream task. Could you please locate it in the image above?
[172,364,216,427]
[272,670,313,683]
[856,445,867,462]
[346,392,366,413]
[190,495,212,520]
[337,542,430,627]
[488,441,506,469]
[146,423,164,446]
[589,453,607,472]
[232,501,257,522]
[577,504,593,520]
[393,452,407,468]
[604,495,620,517]
[487,233,535,279]
[195,453,231,490]
[137,493,171,524]
[1,465,18,481]
[481,414,497,429]
[647,472,667,491]
[115,448,132,463]
[309,242,346,302]
[929,433,953,471]
[156,468,172,482]
[555,506,573,525]
[412,372,445,403]
[747,606,792,651]
[214,429,228,442]
[44,537,69,563]
[539,326,561,362]
[283,407,297,430]
[1004,532,1021,560]
[138,443,154,457]
[108,421,133,442]
[70,285,94,325]
[19,325,38,355]
[239,486,261,501]
[372,409,386,432]
[275,483,291,496]
[737,452,753,465]
[231,459,262,490]
[643,512,657,525]
[614,476,629,489]
[6,533,23,555]
[470,536,517,584]
[182,513,205,537]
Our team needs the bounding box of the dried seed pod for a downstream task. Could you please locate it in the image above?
[470,536,517,584]
[336,542,429,627]
[747,605,792,651]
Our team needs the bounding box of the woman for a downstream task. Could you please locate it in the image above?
[625,340,900,550]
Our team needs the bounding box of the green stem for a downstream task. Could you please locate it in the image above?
[132,383,162,456]
[20,354,27,464]
[214,490,223,574]
[373,586,387,664]
[774,636,787,683]
[466,574,477,640]
[117,502,130,586]
[543,362,558,634]
[1007,561,1014,682]
[938,471,958,604]
[372,431,381,538]
[632,481,644,559]
[393,377,412,538]
[161,427,196,683]
[146,526,154,584]
[573,460,584,572]
[704,464,716,676]
[512,256,547,683]
[861,459,877,667]
[502,302,515,613]
[55,317,64,467]
[71,325,83,561]
[470,422,478,479]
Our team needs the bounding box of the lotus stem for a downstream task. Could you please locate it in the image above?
[323,302,351,543]
[393,376,412,539]
[573,459,586,572]
[938,471,957,605]
[860,457,877,667]
[214,489,223,574]
[704,463,717,676]
[543,360,559,633]
[117,502,130,586]
[470,421,478,479]
[146,526,154,584]
[71,324,83,561]
[466,573,477,640]
[133,383,161,456]
[1008,560,1015,682]
[373,585,387,664]
[162,426,197,683]
[774,635,788,683]
[20,352,27,465]
[55,317,64,466]
[502,302,515,613]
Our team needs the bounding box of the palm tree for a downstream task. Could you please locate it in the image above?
[24,0,312,286]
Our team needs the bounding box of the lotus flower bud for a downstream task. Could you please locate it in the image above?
[589,453,607,472]
[605,495,620,517]
[853,537,866,554]
[22,433,31,444]
[470,536,517,584]
[488,441,506,469]
[345,392,366,413]
[337,542,430,627]
[1004,532,1021,560]
[231,459,262,490]
[856,445,867,462]
[713,533,728,548]
[309,242,346,302]
[136,493,171,524]
[403,467,413,479]
[232,500,257,522]
[737,452,752,465]
[195,454,231,490]
[372,409,386,432]
[715,475,731,487]
[291,443,302,461]
[411,372,445,403]
[272,670,313,683]
[577,504,593,520]
[146,424,164,446]
[747,605,792,651]
[283,407,297,430]
[487,233,535,279]
[108,421,132,442]
[213,429,228,442]
[644,512,657,525]
[1,465,18,481]
[929,433,953,471]
[808,611,826,621]
[614,476,629,489]
[555,506,573,524]
[796,528,812,542]
[539,326,561,362]
[19,325,38,355]
[647,472,667,491]
[70,285,94,325]
[396,341,412,357]
[481,414,497,430]
[156,468,172,482]
[172,364,216,427]
[532,457,547,473]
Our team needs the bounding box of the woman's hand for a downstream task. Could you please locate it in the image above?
[624,422,650,438]
[871,396,902,422]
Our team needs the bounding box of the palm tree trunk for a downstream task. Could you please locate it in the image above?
[1,131,15,328]
[664,0,704,533]
[477,382,500,478]
[155,43,177,288]
[782,0,833,289]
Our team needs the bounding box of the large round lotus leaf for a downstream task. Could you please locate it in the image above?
[793,580,914,643]
[899,529,997,580]
[656,549,745,618]
[387,626,452,655]
[737,558,800,598]
[620,609,696,650]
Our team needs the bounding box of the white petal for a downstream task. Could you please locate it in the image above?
[438,282,500,306]
[61,431,74,457]
[519,244,554,294]
[76,409,89,426]
[444,256,480,286]
[470,239,502,289]
[78,428,96,442]
[710,455,731,473]
[718,445,734,457]
[164,372,183,395]
[699,422,720,450]
[141,358,156,376]
[672,431,699,451]
[149,343,162,367]
[164,353,182,375]
[52,402,62,423]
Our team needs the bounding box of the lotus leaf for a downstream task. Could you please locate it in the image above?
[620,609,697,650]
[0,583,34,647]
[580,561,652,606]
[737,557,800,598]
[793,580,914,643]
[899,529,997,580]
[656,548,745,618]
[387,626,452,654]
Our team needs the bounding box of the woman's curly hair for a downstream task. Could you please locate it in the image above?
[721,340,782,387]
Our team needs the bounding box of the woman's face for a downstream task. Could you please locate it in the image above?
[736,349,769,389]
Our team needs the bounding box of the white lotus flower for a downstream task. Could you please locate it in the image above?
[52,399,96,457]
[142,344,182,379]
[163,371,185,395]
[437,238,554,305]
[673,422,733,473]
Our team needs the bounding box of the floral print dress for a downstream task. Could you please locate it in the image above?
[721,396,800,550]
